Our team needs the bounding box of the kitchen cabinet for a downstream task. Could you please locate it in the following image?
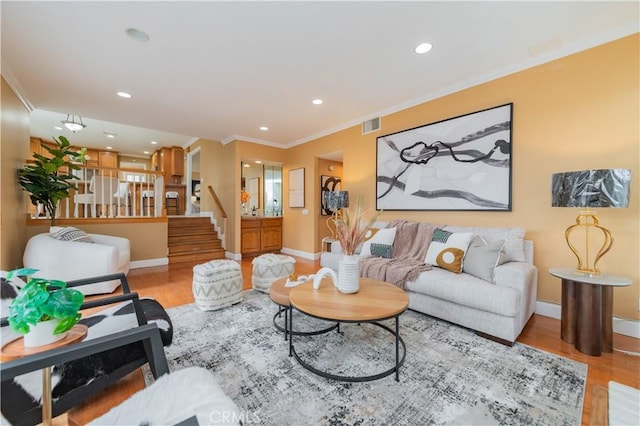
[155,146,184,183]
[98,151,118,169]
[241,217,282,256]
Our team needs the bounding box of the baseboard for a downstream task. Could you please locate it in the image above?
[130,258,168,269]
[535,300,640,339]
[226,251,242,261]
[280,247,315,260]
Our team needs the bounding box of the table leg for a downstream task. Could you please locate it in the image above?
[561,279,577,344]
[284,306,288,342]
[395,317,400,382]
[288,305,293,357]
[601,286,613,353]
[576,282,602,356]
[42,366,52,426]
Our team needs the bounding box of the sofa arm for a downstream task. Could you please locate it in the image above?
[91,234,130,254]
[23,234,119,282]
[494,262,538,293]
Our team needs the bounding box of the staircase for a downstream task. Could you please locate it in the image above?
[168,216,225,264]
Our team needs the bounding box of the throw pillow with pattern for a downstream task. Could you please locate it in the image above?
[424,228,473,273]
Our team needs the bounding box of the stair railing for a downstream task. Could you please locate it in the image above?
[207,185,227,248]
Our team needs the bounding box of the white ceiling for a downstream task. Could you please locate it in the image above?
[2,1,638,158]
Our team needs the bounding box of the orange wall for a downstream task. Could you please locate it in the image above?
[1,77,30,270]
[286,34,639,319]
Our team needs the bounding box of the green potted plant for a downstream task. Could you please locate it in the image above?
[6,268,84,347]
[17,136,86,225]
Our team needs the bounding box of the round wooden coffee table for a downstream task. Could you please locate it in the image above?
[268,277,338,341]
[288,277,408,382]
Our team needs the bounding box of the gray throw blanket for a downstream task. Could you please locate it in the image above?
[359,220,436,289]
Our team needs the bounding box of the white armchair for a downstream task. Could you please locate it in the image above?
[22,232,130,295]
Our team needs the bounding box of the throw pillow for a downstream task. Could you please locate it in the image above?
[462,236,506,283]
[443,225,525,263]
[369,243,393,259]
[360,227,397,256]
[424,228,473,273]
[50,226,94,243]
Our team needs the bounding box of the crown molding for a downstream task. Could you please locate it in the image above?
[288,25,639,148]
[1,62,34,112]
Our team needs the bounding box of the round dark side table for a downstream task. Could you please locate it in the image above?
[550,267,631,356]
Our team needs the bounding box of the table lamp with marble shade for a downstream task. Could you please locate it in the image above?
[324,191,349,239]
[551,168,631,275]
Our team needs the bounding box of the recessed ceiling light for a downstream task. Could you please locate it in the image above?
[106,146,113,150]
[259,126,269,131]
[104,132,116,138]
[54,126,63,130]
[143,151,150,154]
[117,91,132,98]
[150,141,158,145]
[414,42,433,54]
[126,28,150,42]
[243,164,250,168]
[312,99,323,105]
[255,160,262,164]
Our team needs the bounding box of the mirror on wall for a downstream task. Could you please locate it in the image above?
[241,162,282,217]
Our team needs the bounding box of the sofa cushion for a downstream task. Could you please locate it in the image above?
[462,237,506,283]
[50,226,94,243]
[424,229,473,273]
[444,225,525,262]
[360,227,397,256]
[404,268,520,317]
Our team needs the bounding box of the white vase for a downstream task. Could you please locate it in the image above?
[24,319,66,348]
[337,255,360,294]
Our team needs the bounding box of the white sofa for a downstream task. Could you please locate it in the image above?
[23,231,130,294]
[320,222,538,344]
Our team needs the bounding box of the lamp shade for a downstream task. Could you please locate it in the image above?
[324,191,349,210]
[551,169,631,208]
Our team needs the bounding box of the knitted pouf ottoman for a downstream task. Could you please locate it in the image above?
[193,259,243,311]
[252,254,296,293]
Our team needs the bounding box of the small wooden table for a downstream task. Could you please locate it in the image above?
[550,267,632,356]
[1,324,88,426]
[289,278,409,382]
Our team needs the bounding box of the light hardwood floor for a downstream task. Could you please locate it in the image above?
[69,257,639,425]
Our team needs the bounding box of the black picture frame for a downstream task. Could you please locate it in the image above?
[375,103,513,211]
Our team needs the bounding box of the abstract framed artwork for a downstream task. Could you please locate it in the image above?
[320,175,342,216]
[288,167,305,208]
[376,103,513,211]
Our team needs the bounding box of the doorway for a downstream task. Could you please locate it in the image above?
[185,147,201,216]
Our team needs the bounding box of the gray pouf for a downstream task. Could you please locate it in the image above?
[193,260,243,311]
[251,254,296,293]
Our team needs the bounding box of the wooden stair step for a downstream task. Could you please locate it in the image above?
[169,233,218,244]
[168,217,211,226]
[169,241,222,254]
[169,226,216,236]
[168,249,225,264]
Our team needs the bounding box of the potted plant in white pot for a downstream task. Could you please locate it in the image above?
[6,269,84,347]
[17,136,86,226]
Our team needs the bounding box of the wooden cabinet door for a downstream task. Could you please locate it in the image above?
[261,218,282,252]
[261,225,282,252]
[241,227,261,255]
[99,151,118,168]
[171,147,184,176]
[84,149,100,167]
[29,137,45,158]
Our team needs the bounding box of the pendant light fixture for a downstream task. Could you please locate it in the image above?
[61,114,86,132]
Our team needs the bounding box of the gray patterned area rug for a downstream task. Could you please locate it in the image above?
[151,290,587,425]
